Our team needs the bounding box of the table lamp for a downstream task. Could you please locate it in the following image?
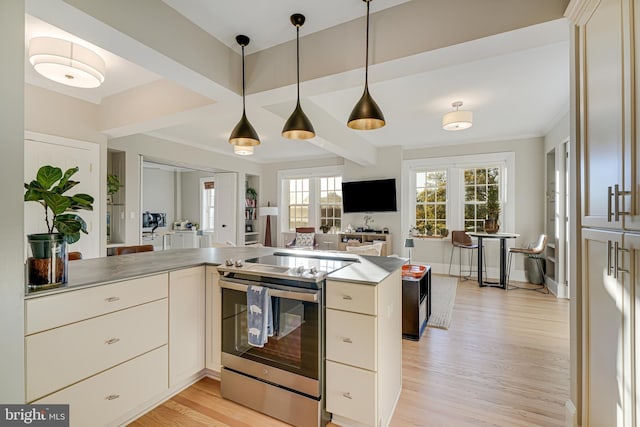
[259,202,278,246]
[404,238,414,264]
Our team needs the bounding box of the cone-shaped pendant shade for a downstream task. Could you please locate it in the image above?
[283,101,315,139]
[282,13,315,140]
[229,35,260,151]
[348,86,385,130]
[229,111,260,146]
[348,0,385,131]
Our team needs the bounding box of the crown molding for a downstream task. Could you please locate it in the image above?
[565,0,601,25]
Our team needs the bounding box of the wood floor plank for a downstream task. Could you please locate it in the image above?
[129,277,569,427]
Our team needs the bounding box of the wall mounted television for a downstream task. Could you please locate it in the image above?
[342,178,397,213]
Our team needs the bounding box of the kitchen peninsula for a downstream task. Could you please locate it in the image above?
[24,247,405,427]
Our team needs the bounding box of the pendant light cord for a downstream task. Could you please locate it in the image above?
[296,24,301,104]
[241,44,246,112]
[365,0,370,87]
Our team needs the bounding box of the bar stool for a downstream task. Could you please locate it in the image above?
[506,234,548,293]
[448,231,485,280]
[115,244,154,255]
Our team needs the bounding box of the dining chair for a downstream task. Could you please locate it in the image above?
[506,234,548,293]
[448,231,485,279]
[115,244,154,255]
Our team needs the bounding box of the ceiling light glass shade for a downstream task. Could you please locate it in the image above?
[442,110,473,131]
[233,144,254,156]
[282,101,315,139]
[28,37,105,88]
[282,13,315,140]
[348,86,386,130]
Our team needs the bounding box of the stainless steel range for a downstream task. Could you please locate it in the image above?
[218,251,353,427]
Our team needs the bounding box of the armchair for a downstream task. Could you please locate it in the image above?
[286,227,319,249]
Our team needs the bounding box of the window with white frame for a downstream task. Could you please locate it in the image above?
[404,153,514,234]
[201,179,215,231]
[278,166,344,232]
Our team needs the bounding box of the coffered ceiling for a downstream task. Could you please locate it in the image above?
[24,0,571,165]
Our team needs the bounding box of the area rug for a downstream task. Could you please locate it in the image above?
[427,275,458,330]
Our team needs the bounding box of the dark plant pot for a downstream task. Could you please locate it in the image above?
[27,233,68,290]
[485,218,500,234]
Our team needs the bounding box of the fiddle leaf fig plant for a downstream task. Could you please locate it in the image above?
[24,165,95,244]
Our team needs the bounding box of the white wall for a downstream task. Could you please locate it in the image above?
[0,0,25,402]
[143,167,175,228]
[182,170,213,226]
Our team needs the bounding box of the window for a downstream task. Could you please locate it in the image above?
[404,153,514,234]
[278,166,344,232]
[288,178,310,229]
[415,171,447,235]
[463,167,499,232]
[320,176,342,230]
[201,179,215,231]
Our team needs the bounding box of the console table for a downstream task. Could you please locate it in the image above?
[402,265,431,341]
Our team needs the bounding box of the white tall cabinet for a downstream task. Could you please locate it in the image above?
[568,0,640,425]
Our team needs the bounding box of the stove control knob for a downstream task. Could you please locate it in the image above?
[310,266,318,275]
[225,259,234,266]
[296,266,305,274]
[235,259,244,267]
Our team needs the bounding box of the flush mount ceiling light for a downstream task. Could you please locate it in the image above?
[348,0,386,131]
[229,35,260,154]
[282,13,315,140]
[28,37,105,89]
[442,101,473,131]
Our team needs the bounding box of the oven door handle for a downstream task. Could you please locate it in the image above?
[219,279,319,303]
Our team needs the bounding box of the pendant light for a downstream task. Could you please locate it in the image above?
[348,0,386,130]
[442,101,473,131]
[229,35,260,152]
[282,13,316,140]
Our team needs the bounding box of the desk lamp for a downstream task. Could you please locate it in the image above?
[404,238,414,264]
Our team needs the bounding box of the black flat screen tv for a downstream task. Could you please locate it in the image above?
[342,178,397,213]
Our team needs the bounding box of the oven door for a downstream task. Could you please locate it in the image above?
[220,278,322,397]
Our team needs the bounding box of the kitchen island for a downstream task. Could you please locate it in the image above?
[24,247,405,427]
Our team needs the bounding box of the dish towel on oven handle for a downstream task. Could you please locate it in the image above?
[247,285,273,347]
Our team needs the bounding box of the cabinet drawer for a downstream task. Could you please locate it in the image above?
[26,299,168,402]
[326,280,376,315]
[326,309,376,370]
[26,273,169,335]
[326,360,376,426]
[35,345,168,427]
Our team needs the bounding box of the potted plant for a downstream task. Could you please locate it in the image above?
[24,165,94,289]
[485,185,501,233]
[246,187,257,207]
[319,223,330,233]
[107,174,121,204]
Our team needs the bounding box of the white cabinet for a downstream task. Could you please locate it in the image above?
[325,270,402,427]
[169,266,205,387]
[170,231,199,249]
[205,266,222,373]
[24,273,170,427]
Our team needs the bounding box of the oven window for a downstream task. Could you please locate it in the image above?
[222,288,319,380]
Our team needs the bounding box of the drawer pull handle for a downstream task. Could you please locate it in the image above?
[105,394,120,401]
[105,296,120,303]
[342,392,352,399]
[105,338,120,345]
[342,337,353,343]
[342,295,352,300]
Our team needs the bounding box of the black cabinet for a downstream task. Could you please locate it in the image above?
[402,265,431,341]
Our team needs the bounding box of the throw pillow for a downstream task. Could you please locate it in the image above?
[296,232,315,247]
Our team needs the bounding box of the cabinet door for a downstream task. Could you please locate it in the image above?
[624,233,640,426]
[205,266,222,373]
[214,172,237,245]
[626,0,640,230]
[581,228,625,426]
[580,0,625,229]
[169,266,205,386]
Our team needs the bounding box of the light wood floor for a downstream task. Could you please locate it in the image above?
[129,277,570,427]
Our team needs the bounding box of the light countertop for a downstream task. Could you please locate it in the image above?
[26,247,407,299]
